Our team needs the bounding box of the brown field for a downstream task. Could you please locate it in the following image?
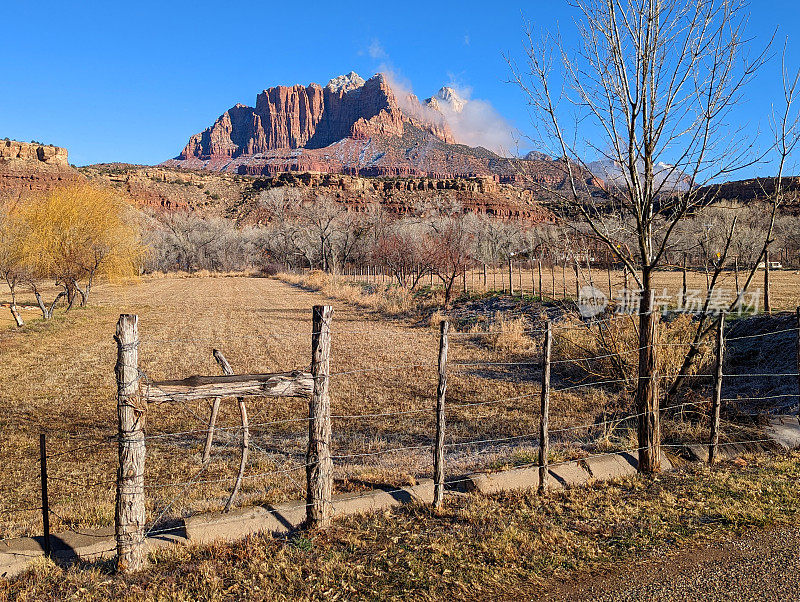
[0,271,782,540]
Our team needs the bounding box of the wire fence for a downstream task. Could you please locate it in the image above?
[2,308,799,568]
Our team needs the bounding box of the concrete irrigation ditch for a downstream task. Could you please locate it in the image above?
[3,415,799,580]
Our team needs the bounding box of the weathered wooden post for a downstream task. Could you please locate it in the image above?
[538,253,544,298]
[508,257,514,296]
[531,261,536,297]
[115,314,147,572]
[202,396,221,463]
[709,313,725,465]
[681,253,688,310]
[306,305,333,528]
[212,350,250,513]
[538,321,552,493]
[573,261,580,300]
[764,249,772,314]
[433,320,449,508]
[39,433,50,558]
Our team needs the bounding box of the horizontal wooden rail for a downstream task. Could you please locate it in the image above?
[147,371,313,403]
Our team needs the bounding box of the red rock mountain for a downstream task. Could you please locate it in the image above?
[169,73,452,170]
[0,140,79,197]
[163,72,601,189]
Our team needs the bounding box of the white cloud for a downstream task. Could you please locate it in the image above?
[381,70,515,156]
[439,84,516,157]
[368,39,387,60]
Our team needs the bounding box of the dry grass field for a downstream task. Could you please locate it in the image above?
[0,270,792,541]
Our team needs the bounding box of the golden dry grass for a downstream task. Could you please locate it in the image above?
[0,272,774,541]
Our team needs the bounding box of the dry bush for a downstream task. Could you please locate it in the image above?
[428,309,448,330]
[553,313,713,386]
[280,271,419,315]
[487,313,535,354]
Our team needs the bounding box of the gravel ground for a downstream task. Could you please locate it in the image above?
[545,526,800,601]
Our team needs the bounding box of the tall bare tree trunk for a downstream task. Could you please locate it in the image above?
[636,279,661,473]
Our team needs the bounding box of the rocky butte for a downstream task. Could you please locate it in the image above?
[0,140,78,197]
[162,72,604,191]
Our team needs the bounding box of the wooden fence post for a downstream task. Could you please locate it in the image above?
[531,261,536,297]
[681,253,688,310]
[508,257,514,296]
[539,321,552,493]
[39,433,50,558]
[212,350,250,513]
[307,305,333,528]
[709,312,725,465]
[573,261,580,300]
[434,320,449,508]
[202,396,221,464]
[764,249,772,314]
[115,314,147,572]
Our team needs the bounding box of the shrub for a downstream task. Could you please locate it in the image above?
[259,261,283,277]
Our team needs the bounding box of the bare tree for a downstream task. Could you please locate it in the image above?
[427,208,476,306]
[374,219,434,289]
[0,201,25,326]
[511,0,773,472]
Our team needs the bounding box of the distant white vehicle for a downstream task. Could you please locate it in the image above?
[756,261,783,270]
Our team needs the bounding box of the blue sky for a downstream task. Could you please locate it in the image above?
[1,0,798,177]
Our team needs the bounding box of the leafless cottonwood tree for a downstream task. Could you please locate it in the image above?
[510,0,774,472]
[668,44,800,397]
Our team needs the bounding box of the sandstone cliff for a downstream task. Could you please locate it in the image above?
[82,164,555,223]
[0,140,78,197]
[176,73,454,163]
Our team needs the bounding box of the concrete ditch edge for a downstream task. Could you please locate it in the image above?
[3,416,798,579]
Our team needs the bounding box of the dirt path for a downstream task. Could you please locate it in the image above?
[544,525,800,601]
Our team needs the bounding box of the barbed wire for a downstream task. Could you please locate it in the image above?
[722,393,799,402]
[725,327,800,341]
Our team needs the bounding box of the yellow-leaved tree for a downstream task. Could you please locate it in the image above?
[0,199,27,326]
[15,182,145,319]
